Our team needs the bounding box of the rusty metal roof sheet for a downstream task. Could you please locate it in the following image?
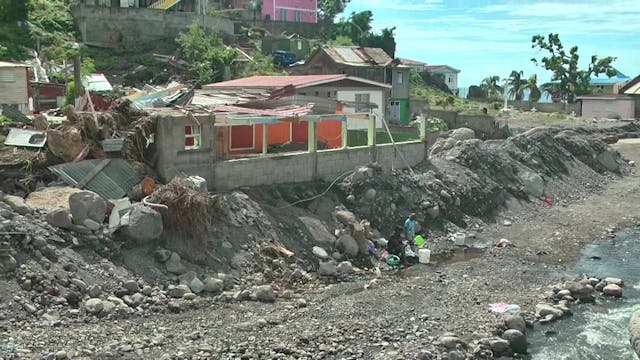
[323,46,393,67]
[48,159,140,200]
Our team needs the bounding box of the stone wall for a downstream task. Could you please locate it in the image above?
[71,4,235,48]
[428,110,507,139]
[508,100,581,114]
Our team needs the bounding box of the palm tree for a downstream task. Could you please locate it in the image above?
[480,75,503,99]
[507,70,528,101]
[526,74,541,103]
[540,82,562,103]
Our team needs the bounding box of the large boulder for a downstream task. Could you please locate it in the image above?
[535,303,564,319]
[502,329,527,354]
[351,221,370,255]
[45,208,73,229]
[165,252,188,275]
[519,170,544,197]
[603,284,622,297]
[299,217,336,245]
[336,234,359,257]
[0,194,32,215]
[0,254,17,273]
[203,277,224,294]
[84,298,104,315]
[335,210,357,225]
[450,128,476,141]
[69,191,106,225]
[255,285,276,302]
[504,314,526,333]
[318,261,338,276]
[120,204,163,243]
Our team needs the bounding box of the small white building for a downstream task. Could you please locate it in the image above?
[0,61,31,114]
[424,65,460,94]
[577,94,636,120]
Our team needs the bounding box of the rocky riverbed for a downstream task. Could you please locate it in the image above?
[1,124,640,359]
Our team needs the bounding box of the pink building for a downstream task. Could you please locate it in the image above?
[262,0,317,23]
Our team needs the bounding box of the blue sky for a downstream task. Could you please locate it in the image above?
[343,0,640,87]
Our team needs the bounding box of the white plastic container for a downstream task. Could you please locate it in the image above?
[418,248,431,264]
[452,232,466,246]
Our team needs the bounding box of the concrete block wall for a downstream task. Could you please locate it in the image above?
[316,147,371,180]
[375,142,426,171]
[213,152,314,190]
[212,141,427,190]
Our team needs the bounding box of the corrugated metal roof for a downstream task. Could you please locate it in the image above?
[624,81,640,95]
[590,69,630,85]
[48,159,140,200]
[0,61,30,68]
[203,75,345,89]
[82,73,113,92]
[323,46,393,67]
[424,65,460,73]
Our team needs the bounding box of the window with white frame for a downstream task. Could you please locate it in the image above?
[396,72,403,84]
[279,8,287,21]
[294,10,301,22]
[184,125,201,150]
[355,93,370,112]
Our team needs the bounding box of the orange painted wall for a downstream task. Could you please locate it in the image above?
[317,119,342,148]
[216,119,344,158]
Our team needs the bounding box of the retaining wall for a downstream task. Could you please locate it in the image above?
[71,5,235,48]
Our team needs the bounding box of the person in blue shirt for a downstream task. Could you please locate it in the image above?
[404,213,417,245]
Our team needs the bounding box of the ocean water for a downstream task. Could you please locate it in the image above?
[529,228,640,360]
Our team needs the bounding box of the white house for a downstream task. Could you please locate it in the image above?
[202,74,391,130]
[424,65,460,93]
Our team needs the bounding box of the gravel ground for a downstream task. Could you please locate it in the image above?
[1,129,640,360]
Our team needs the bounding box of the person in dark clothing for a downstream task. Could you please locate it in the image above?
[386,226,405,263]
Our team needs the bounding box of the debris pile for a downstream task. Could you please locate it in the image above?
[339,127,629,240]
[147,177,221,259]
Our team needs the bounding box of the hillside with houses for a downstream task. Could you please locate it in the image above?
[1,1,640,360]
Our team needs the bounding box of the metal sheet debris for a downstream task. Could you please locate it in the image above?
[4,128,47,148]
[48,159,140,200]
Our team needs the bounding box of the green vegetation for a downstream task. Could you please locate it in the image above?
[479,75,503,100]
[318,0,350,23]
[237,51,282,77]
[0,0,78,62]
[176,22,239,84]
[411,70,487,114]
[531,33,616,103]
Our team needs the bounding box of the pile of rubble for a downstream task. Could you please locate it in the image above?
[0,99,154,196]
[337,126,630,240]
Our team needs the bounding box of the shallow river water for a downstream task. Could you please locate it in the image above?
[529,228,640,360]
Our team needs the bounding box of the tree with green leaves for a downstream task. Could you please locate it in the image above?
[540,81,562,103]
[526,74,541,103]
[480,75,503,99]
[318,0,350,23]
[507,70,527,101]
[176,22,239,84]
[330,11,396,57]
[531,33,616,103]
[0,0,31,22]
